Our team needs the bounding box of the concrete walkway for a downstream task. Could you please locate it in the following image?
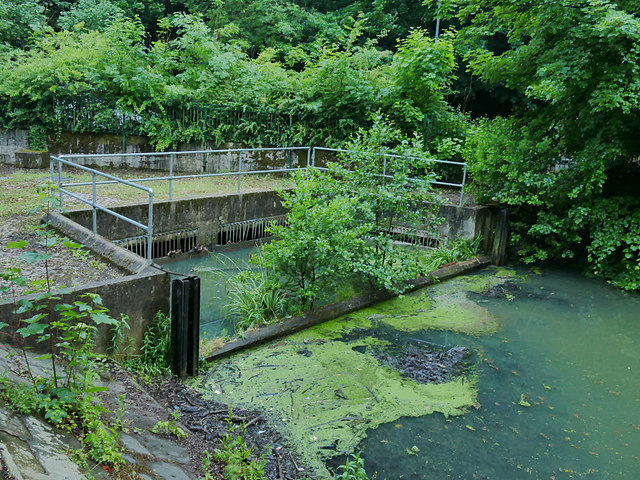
[0,343,197,480]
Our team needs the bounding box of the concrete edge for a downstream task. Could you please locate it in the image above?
[0,269,165,309]
[47,212,149,274]
[0,442,24,480]
[203,255,492,362]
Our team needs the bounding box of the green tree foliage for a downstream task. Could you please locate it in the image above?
[58,0,125,32]
[392,29,456,120]
[0,0,466,147]
[259,115,441,311]
[0,0,46,52]
[451,0,640,289]
[332,114,440,291]
[261,169,368,310]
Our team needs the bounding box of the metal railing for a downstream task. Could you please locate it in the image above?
[58,146,311,200]
[49,156,154,264]
[311,147,468,207]
[50,145,467,262]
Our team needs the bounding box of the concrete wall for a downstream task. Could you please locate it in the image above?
[66,190,288,245]
[0,271,170,355]
[0,129,307,172]
[0,212,171,355]
[0,129,29,164]
[65,191,508,262]
[436,204,509,265]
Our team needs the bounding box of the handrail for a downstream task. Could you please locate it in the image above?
[51,145,467,263]
[50,155,154,264]
[311,147,468,207]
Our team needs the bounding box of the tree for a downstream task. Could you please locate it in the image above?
[331,113,441,291]
[260,169,369,310]
[0,0,46,52]
[445,0,640,289]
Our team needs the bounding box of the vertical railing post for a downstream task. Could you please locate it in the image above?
[121,114,126,167]
[92,172,97,234]
[459,163,468,207]
[57,159,63,211]
[311,147,316,168]
[306,147,311,168]
[382,155,388,177]
[237,151,243,194]
[169,153,174,201]
[147,190,154,264]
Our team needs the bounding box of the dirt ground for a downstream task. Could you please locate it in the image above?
[137,373,312,479]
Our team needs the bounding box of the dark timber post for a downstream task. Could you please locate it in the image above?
[186,276,200,376]
[491,209,509,266]
[171,276,201,377]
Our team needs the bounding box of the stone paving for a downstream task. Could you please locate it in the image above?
[0,343,197,480]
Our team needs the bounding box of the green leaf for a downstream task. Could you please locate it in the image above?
[74,302,93,312]
[15,300,34,314]
[0,322,8,330]
[52,388,77,403]
[7,240,28,248]
[37,238,59,248]
[17,322,48,338]
[23,313,47,324]
[90,311,117,325]
[34,353,53,360]
[19,251,53,263]
[63,240,82,249]
[84,385,109,393]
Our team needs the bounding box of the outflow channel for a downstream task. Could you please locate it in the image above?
[192,265,640,479]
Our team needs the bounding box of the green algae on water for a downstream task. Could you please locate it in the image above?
[193,267,517,476]
[303,266,516,340]
[196,335,476,477]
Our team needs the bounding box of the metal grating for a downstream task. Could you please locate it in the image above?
[216,215,287,246]
[386,226,442,249]
[115,228,199,259]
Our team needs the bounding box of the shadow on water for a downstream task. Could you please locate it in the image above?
[358,266,640,479]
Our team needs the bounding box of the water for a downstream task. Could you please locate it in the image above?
[164,246,256,338]
[196,265,640,479]
[361,266,640,479]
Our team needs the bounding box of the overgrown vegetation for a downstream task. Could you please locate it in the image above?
[202,414,267,480]
[443,1,640,290]
[0,3,456,148]
[252,115,443,313]
[0,184,124,467]
[124,311,172,377]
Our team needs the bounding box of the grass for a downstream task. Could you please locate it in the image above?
[0,165,295,217]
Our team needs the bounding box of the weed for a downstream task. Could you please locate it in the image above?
[150,409,188,439]
[423,235,483,271]
[335,453,369,480]
[124,311,171,377]
[0,182,123,467]
[212,417,266,480]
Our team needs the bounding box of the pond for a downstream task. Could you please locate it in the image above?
[192,265,640,479]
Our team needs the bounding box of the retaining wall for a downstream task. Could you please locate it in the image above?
[0,213,170,355]
[0,129,307,172]
[65,190,289,246]
[64,192,508,263]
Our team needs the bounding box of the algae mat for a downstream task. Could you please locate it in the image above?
[194,267,515,477]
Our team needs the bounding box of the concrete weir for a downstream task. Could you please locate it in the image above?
[0,189,508,354]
